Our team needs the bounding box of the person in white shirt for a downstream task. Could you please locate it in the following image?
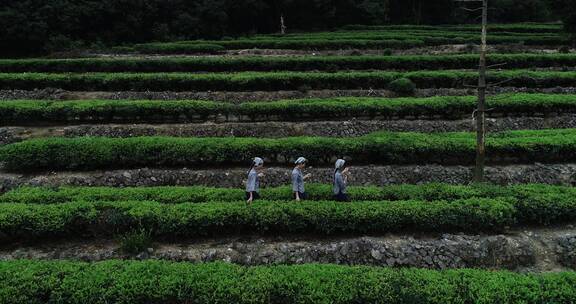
[333,159,350,202]
[246,157,265,205]
[292,157,312,201]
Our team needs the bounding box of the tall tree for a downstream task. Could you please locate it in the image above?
[475,0,488,183]
[454,0,489,182]
[383,0,391,23]
[548,0,576,43]
[0,0,561,55]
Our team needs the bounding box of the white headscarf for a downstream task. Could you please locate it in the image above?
[295,157,307,165]
[335,159,346,169]
[253,157,264,167]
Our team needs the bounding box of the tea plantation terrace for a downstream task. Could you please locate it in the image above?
[2,70,576,91]
[1,21,575,303]
[1,53,576,72]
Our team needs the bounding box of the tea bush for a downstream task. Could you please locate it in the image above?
[0,199,515,240]
[1,70,575,91]
[1,261,574,303]
[2,129,576,171]
[2,94,576,124]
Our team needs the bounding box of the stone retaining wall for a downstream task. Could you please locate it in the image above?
[1,164,575,191]
[2,228,574,272]
[3,87,576,103]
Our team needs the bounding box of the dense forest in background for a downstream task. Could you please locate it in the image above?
[0,0,573,56]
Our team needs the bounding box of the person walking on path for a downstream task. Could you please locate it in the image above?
[333,159,350,202]
[292,157,312,201]
[246,157,265,205]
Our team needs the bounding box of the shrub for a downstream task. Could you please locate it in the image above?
[111,46,136,54]
[134,43,225,54]
[341,23,563,34]
[140,39,426,51]
[2,128,576,171]
[2,94,576,125]
[1,261,575,303]
[130,28,569,52]
[1,70,575,91]
[297,84,312,93]
[119,229,153,254]
[5,53,576,73]
[388,78,416,96]
[559,46,571,53]
[2,183,575,226]
[0,199,515,240]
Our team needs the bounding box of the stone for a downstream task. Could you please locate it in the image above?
[370,249,383,260]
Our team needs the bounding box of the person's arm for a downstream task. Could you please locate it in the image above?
[342,168,350,184]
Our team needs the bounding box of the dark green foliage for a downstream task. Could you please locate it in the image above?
[388,78,416,95]
[0,70,575,91]
[0,199,516,240]
[2,129,576,171]
[133,29,569,52]
[134,43,226,54]
[129,26,570,53]
[0,0,560,56]
[0,185,248,204]
[134,39,427,51]
[2,54,576,73]
[490,0,553,23]
[549,0,576,42]
[559,46,571,53]
[2,94,576,125]
[0,182,542,204]
[342,23,563,33]
[119,229,152,254]
[1,261,575,304]
[2,183,575,226]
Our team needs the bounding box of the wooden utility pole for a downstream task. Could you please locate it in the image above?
[474,0,488,182]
